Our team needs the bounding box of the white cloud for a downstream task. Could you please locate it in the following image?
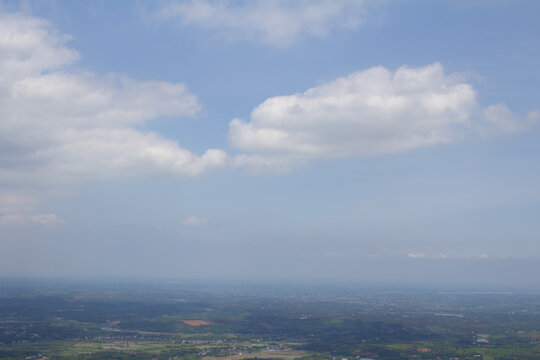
[30,213,63,225]
[408,252,426,259]
[0,213,25,225]
[0,191,61,227]
[0,212,63,225]
[0,11,228,187]
[0,12,79,80]
[229,63,537,171]
[157,0,366,46]
[181,215,208,227]
[478,104,539,136]
[0,192,35,214]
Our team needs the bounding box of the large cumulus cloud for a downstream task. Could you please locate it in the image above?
[229,63,538,171]
[0,11,227,223]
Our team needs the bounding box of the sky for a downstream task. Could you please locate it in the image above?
[0,0,539,288]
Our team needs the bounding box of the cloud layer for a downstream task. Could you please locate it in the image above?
[0,11,227,222]
[157,0,366,46]
[0,11,227,187]
[229,63,538,171]
[1,10,537,225]
[0,212,62,226]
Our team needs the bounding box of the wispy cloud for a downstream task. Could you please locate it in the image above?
[181,216,208,227]
[0,193,35,214]
[156,0,367,46]
[0,213,64,226]
[478,104,539,136]
[405,253,498,260]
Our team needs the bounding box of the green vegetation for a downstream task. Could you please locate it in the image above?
[0,280,539,359]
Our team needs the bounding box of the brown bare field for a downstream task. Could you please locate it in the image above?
[182,320,215,326]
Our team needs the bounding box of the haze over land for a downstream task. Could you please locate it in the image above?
[2,280,539,360]
[0,1,539,287]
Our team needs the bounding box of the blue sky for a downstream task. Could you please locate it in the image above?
[0,0,539,287]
